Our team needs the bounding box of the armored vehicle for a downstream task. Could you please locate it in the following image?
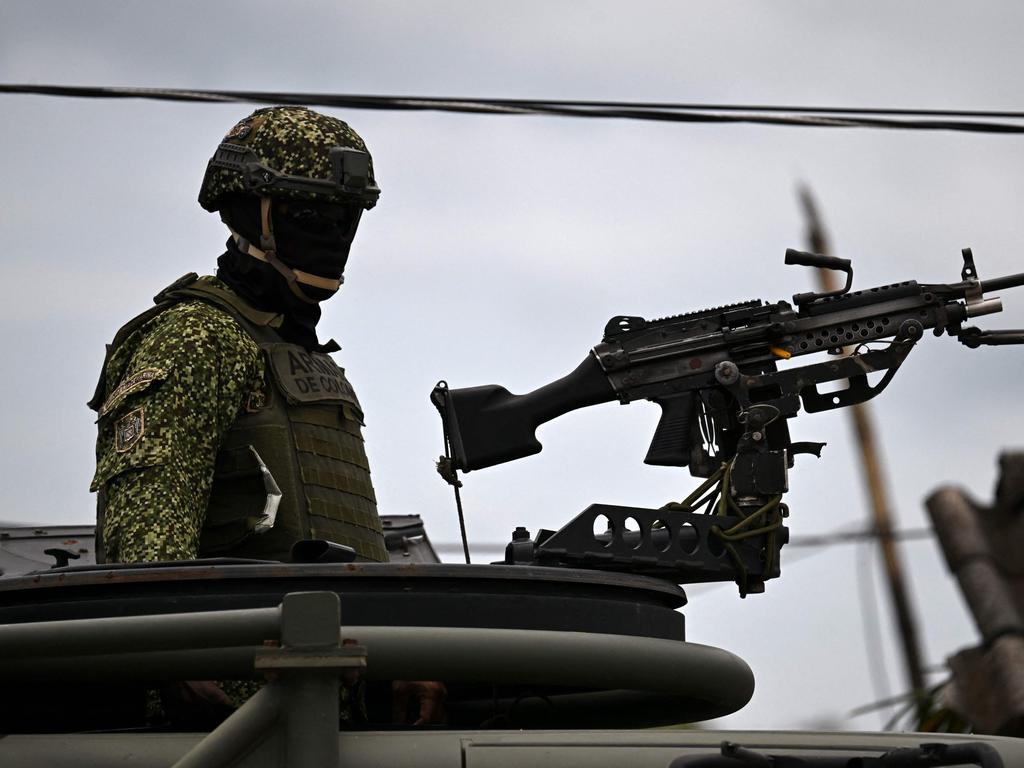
[0,513,1021,767]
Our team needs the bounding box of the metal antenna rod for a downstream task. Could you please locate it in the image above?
[434,381,472,564]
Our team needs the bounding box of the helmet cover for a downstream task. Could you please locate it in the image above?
[198,106,380,213]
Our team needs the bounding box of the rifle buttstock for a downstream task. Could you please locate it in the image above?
[436,354,616,472]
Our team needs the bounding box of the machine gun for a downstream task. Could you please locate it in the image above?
[432,248,1024,595]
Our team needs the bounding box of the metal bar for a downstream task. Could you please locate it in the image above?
[0,626,753,716]
[0,646,267,681]
[171,683,281,768]
[355,626,752,707]
[0,643,363,680]
[279,591,342,768]
[285,672,340,768]
[0,605,280,657]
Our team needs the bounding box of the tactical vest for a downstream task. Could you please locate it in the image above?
[96,274,388,563]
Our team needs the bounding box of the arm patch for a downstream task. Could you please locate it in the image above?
[115,408,145,453]
[100,368,166,416]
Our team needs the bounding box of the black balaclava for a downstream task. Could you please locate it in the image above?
[216,194,361,350]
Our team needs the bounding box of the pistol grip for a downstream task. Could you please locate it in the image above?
[644,393,694,467]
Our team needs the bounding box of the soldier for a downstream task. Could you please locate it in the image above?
[88,106,445,727]
[89,106,388,565]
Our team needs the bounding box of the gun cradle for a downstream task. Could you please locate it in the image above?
[504,504,787,596]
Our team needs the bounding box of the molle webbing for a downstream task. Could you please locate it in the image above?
[165,277,387,563]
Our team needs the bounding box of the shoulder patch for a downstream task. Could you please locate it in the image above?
[100,368,165,416]
[115,408,145,453]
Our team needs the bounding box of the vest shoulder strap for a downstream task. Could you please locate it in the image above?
[87,274,200,411]
[160,278,284,330]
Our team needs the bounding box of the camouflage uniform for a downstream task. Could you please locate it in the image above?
[90,107,391,721]
[90,106,388,565]
[90,275,388,564]
[89,281,263,562]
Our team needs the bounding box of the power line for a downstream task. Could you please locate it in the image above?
[432,526,933,555]
[3,84,1024,135]
[787,527,933,548]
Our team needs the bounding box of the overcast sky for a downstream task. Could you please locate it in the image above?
[2,0,1023,732]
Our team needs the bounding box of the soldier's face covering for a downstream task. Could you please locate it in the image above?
[217,195,362,349]
[272,199,362,285]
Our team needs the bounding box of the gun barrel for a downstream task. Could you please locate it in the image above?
[981,271,1024,293]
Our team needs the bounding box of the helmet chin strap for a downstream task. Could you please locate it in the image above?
[224,197,342,305]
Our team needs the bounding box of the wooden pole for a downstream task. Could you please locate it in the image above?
[797,185,927,711]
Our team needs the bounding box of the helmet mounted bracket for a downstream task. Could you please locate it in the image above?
[330,147,371,194]
[208,143,380,209]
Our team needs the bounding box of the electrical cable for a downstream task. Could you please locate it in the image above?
[433,525,933,555]
[4,84,1024,135]
[787,527,933,548]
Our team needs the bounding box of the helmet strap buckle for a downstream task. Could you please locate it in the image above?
[258,196,277,253]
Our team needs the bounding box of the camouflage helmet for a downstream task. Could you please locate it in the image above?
[198,106,380,213]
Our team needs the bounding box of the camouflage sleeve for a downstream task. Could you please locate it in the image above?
[91,301,264,563]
